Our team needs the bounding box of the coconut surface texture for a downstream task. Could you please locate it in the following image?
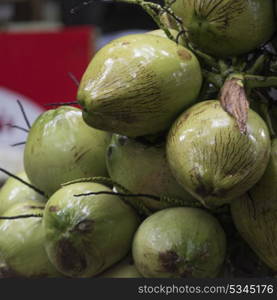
[132,207,226,278]
[231,138,277,271]
[43,182,140,278]
[166,100,271,208]
[77,33,202,137]
[106,134,196,211]
[0,171,46,214]
[24,106,111,197]
[171,0,275,57]
[0,201,60,278]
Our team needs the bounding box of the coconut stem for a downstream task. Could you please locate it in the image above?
[11,141,26,147]
[16,100,31,129]
[74,191,202,213]
[218,59,230,76]
[0,214,43,220]
[188,47,219,71]
[202,70,223,89]
[159,4,188,44]
[247,54,267,75]
[64,176,152,216]
[69,177,201,215]
[0,168,45,197]
[159,195,202,209]
[74,190,152,216]
[44,101,78,107]
[75,191,160,201]
[5,124,29,133]
[244,75,277,89]
[68,72,80,87]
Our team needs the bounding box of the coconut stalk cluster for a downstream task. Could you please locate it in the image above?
[0,0,277,278]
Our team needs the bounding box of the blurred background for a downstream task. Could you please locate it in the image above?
[0,0,158,183]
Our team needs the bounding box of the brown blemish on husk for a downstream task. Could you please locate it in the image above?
[159,250,181,273]
[49,205,59,212]
[56,239,87,274]
[219,78,249,134]
[177,49,192,61]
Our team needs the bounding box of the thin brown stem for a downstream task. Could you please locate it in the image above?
[0,168,45,197]
[0,214,43,220]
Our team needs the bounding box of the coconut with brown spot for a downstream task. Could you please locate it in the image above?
[77,33,202,137]
[43,181,140,278]
[132,207,226,278]
[166,100,271,208]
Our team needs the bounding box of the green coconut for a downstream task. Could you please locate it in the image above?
[166,100,271,208]
[0,171,46,214]
[43,181,140,278]
[132,207,226,278]
[77,33,202,137]
[171,0,275,57]
[0,201,60,278]
[24,106,111,197]
[98,256,142,278]
[231,138,277,271]
[106,134,196,211]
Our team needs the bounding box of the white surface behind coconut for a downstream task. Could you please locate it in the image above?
[0,87,43,183]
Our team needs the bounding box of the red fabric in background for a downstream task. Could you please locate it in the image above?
[0,26,95,109]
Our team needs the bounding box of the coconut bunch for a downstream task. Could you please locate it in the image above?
[1,0,277,278]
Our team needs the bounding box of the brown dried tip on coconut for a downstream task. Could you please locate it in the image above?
[219,77,250,134]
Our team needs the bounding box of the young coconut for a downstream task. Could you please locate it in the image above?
[171,0,275,57]
[231,138,277,271]
[166,100,271,208]
[43,181,140,278]
[24,106,111,197]
[0,171,46,214]
[132,207,226,278]
[106,134,197,211]
[77,33,202,137]
[0,201,60,278]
